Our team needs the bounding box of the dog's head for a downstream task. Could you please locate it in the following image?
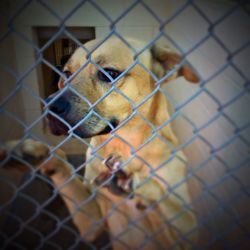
[46,37,199,138]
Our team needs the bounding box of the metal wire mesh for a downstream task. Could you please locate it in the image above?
[0,0,249,249]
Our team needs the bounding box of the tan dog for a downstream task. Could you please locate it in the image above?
[3,37,199,249]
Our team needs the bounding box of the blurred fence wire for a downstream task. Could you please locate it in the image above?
[0,0,249,249]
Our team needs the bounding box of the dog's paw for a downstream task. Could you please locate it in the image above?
[1,139,50,165]
[102,154,123,172]
[17,139,50,163]
[1,139,69,177]
[96,154,133,195]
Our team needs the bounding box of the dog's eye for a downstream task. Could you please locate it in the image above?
[63,70,72,78]
[97,68,121,83]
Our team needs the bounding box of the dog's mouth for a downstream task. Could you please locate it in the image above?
[47,115,119,138]
[96,119,119,136]
[47,115,68,136]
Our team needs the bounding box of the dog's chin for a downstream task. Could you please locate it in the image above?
[74,123,115,138]
[47,117,119,138]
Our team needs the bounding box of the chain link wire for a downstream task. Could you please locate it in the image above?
[0,0,249,249]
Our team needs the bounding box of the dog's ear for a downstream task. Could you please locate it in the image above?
[151,44,199,83]
[58,77,66,89]
[58,64,74,89]
[58,70,73,89]
[58,49,83,89]
[58,67,77,89]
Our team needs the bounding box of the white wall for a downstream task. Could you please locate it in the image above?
[0,1,25,142]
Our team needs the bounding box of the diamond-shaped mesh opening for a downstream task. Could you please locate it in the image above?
[1,0,250,249]
[223,93,250,128]
[116,2,159,27]
[163,4,210,51]
[215,7,250,52]
[200,115,235,148]
[64,1,110,27]
[11,0,61,28]
[205,66,246,104]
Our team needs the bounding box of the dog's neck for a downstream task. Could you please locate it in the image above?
[91,91,178,155]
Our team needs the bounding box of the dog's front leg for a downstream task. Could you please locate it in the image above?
[2,139,104,242]
[45,158,104,242]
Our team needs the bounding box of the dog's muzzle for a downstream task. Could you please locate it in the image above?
[45,91,119,138]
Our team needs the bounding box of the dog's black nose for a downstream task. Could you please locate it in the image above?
[46,96,70,115]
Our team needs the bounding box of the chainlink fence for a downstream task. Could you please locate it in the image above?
[0,0,249,249]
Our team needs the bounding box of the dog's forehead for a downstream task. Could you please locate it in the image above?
[90,38,135,69]
[64,37,151,72]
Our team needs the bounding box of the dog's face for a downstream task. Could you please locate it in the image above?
[46,37,199,138]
